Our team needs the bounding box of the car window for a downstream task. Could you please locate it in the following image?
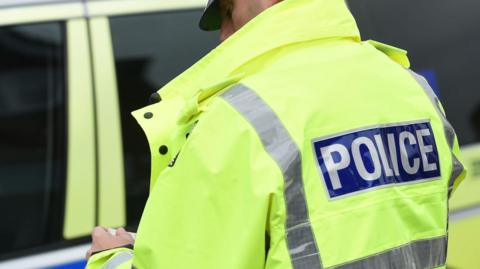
[0,22,66,258]
[110,9,218,229]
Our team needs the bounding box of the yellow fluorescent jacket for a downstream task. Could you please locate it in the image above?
[86,0,466,268]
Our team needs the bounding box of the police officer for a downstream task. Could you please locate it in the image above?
[86,0,466,268]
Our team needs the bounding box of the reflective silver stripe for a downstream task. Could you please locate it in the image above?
[408,70,465,197]
[331,236,447,269]
[221,84,322,269]
[450,154,464,194]
[101,252,133,269]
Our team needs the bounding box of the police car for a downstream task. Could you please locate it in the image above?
[0,0,216,268]
[0,0,478,268]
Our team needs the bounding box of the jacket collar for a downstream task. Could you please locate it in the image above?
[131,0,361,188]
[158,0,360,100]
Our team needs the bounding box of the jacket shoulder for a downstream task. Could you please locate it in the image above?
[176,90,283,178]
[363,40,411,68]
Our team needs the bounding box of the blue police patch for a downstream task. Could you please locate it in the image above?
[312,120,441,199]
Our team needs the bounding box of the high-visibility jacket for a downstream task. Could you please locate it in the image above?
[86,0,466,268]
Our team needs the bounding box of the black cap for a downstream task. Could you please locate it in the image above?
[199,0,221,31]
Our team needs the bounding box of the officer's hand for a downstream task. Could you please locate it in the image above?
[86,227,134,260]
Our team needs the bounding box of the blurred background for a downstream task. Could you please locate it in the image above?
[0,0,478,268]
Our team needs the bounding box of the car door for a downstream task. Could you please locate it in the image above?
[0,1,95,268]
[448,145,480,269]
[0,1,217,267]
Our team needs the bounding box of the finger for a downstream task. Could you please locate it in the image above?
[116,227,126,236]
[91,226,109,240]
[116,228,134,242]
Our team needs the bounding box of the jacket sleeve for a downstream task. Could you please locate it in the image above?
[131,97,285,269]
[437,95,467,196]
[85,248,134,269]
[408,69,467,196]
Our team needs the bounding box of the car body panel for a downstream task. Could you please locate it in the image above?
[448,215,480,268]
[447,144,480,268]
[0,1,83,27]
[86,0,205,18]
[64,18,97,240]
[449,144,480,210]
[89,16,126,229]
[0,244,88,269]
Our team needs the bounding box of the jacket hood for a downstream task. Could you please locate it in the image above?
[154,0,360,101]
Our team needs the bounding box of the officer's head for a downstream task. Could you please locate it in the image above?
[199,0,282,42]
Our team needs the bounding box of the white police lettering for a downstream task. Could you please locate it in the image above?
[399,131,420,175]
[320,144,350,190]
[313,122,440,198]
[416,129,437,172]
[374,134,394,177]
[352,137,382,181]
